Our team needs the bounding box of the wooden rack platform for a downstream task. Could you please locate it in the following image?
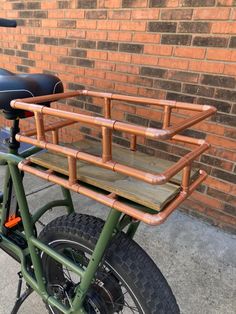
[11,90,216,225]
[30,139,190,211]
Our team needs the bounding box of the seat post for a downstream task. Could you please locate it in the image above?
[8,119,20,154]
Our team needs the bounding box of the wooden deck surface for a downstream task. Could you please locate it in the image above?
[30,139,183,211]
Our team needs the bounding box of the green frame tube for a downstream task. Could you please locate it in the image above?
[0,147,139,313]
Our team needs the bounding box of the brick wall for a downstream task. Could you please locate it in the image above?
[0,0,235,233]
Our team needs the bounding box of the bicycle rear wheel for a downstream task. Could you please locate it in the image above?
[39,213,180,314]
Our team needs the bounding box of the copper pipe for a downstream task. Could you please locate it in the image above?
[130,134,137,151]
[113,121,170,139]
[16,134,77,158]
[189,170,207,194]
[167,108,216,136]
[102,127,112,162]
[35,112,45,141]
[13,101,171,140]
[11,90,216,117]
[12,100,216,141]
[163,106,171,129]
[172,134,205,146]
[18,161,207,226]
[22,120,76,137]
[17,134,158,183]
[161,143,209,183]
[68,156,77,185]
[104,97,111,118]
[52,130,59,144]
[16,133,209,186]
[81,90,214,112]
[15,89,213,112]
[12,90,214,227]
[11,91,83,105]
[108,192,117,199]
[182,165,191,193]
[102,98,112,162]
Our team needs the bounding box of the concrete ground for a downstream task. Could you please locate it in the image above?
[0,167,235,314]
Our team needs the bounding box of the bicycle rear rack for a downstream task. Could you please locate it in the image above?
[11,90,216,225]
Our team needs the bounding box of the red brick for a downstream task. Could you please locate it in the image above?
[182,199,206,215]
[108,10,131,20]
[192,191,223,209]
[115,83,138,95]
[107,52,132,63]
[159,58,189,70]
[97,20,119,30]
[224,63,236,75]
[41,1,58,9]
[206,134,236,150]
[195,121,225,136]
[132,33,161,43]
[42,19,58,28]
[164,0,180,7]
[217,0,235,5]
[233,8,236,20]
[64,10,85,19]
[108,31,132,41]
[50,29,67,38]
[122,0,148,7]
[161,9,193,20]
[84,68,106,79]
[111,101,136,113]
[94,79,115,90]
[132,9,160,20]
[206,208,236,225]
[116,64,139,74]
[86,31,107,40]
[136,107,162,120]
[76,20,97,29]
[95,61,115,71]
[189,60,225,74]
[207,49,236,62]
[144,45,173,55]
[48,11,65,19]
[205,177,236,195]
[98,0,121,8]
[174,47,206,59]
[138,87,166,99]
[212,22,236,34]
[194,8,230,20]
[87,50,108,60]
[51,46,68,55]
[120,21,146,31]
[131,54,159,65]
[110,109,125,120]
[75,76,94,86]
[209,147,236,163]
[106,72,128,82]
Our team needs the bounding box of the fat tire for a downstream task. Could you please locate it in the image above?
[39,213,180,314]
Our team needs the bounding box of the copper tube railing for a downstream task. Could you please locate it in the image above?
[18,160,207,225]
[10,90,216,225]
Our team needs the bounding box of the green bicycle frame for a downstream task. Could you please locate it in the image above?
[0,146,140,313]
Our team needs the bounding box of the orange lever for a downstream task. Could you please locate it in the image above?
[5,217,22,228]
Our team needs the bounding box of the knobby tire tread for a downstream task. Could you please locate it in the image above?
[39,213,180,314]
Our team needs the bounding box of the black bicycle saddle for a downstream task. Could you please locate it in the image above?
[0,69,63,119]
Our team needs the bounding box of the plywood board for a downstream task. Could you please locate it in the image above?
[30,139,182,211]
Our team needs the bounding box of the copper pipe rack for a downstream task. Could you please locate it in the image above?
[11,90,216,225]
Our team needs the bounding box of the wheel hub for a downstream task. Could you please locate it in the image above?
[84,271,124,314]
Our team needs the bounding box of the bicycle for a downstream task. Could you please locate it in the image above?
[0,18,216,314]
